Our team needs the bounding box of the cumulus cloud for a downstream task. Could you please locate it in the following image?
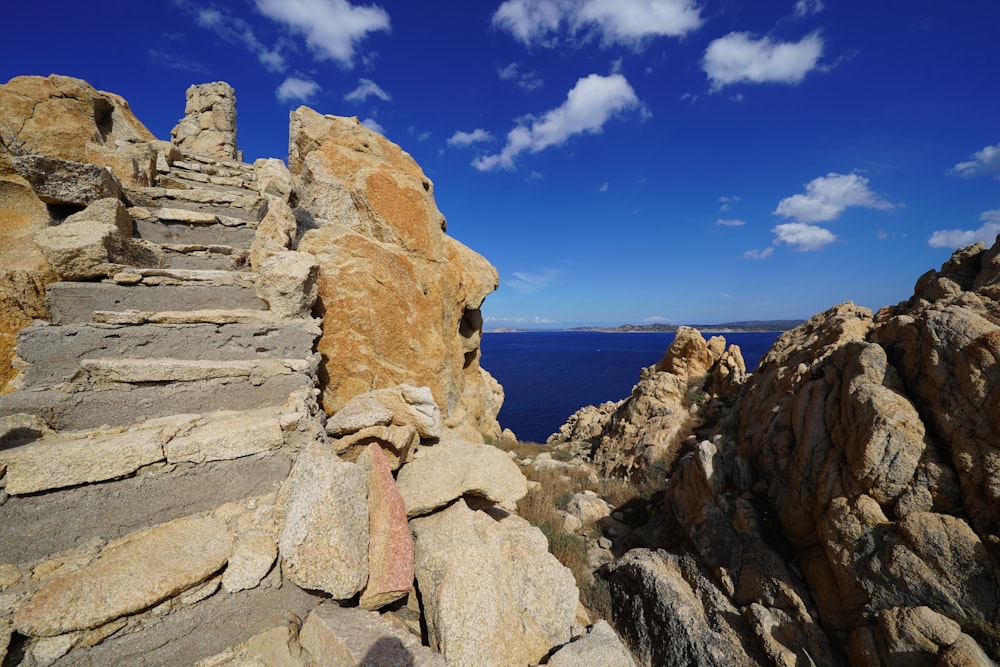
[276,77,320,102]
[492,0,703,48]
[448,129,493,147]
[499,62,544,91]
[794,0,824,17]
[345,78,391,102]
[188,4,287,72]
[361,117,386,134]
[716,218,746,227]
[772,222,836,251]
[742,247,774,260]
[774,172,896,223]
[506,269,562,293]
[949,142,1000,180]
[928,209,1000,249]
[703,31,823,88]
[254,0,390,68]
[473,73,642,171]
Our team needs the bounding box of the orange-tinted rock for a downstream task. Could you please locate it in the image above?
[292,110,501,439]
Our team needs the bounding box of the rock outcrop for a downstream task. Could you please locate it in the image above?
[561,240,1000,665]
[170,82,240,161]
[0,75,633,666]
[550,326,747,478]
[290,108,502,441]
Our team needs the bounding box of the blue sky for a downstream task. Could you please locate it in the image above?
[3,1,999,328]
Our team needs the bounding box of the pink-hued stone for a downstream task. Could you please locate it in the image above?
[360,443,414,609]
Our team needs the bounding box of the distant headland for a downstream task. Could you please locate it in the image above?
[486,320,804,333]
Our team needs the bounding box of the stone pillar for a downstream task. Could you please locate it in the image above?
[170,82,241,161]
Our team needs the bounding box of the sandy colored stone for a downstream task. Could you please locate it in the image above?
[172,82,239,160]
[14,515,233,637]
[222,531,277,594]
[79,357,310,384]
[410,499,578,666]
[359,444,413,609]
[255,251,318,318]
[277,442,368,598]
[34,198,135,281]
[196,625,308,667]
[165,409,284,464]
[0,426,166,495]
[291,108,501,437]
[332,423,419,469]
[548,620,637,667]
[325,384,442,438]
[253,158,293,201]
[300,603,445,667]
[31,632,81,666]
[396,434,528,516]
[0,74,157,187]
[249,196,297,270]
[153,207,218,223]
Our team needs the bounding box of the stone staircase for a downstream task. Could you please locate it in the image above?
[0,150,326,664]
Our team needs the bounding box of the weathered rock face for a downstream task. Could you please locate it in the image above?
[0,74,158,187]
[291,108,502,440]
[597,239,1000,665]
[550,326,747,477]
[170,82,239,160]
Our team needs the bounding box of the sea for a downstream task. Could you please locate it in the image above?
[479,331,782,444]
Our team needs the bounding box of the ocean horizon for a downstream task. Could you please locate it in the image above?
[480,330,781,444]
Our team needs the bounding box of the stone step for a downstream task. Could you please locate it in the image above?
[105,267,256,287]
[0,406,295,497]
[175,151,256,174]
[0,374,313,431]
[160,245,249,271]
[159,171,253,192]
[134,218,257,249]
[76,356,314,386]
[131,186,265,217]
[16,322,318,390]
[47,282,266,325]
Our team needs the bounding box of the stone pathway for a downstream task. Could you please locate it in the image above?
[0,149,325,664]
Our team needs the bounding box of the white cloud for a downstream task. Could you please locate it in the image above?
[345,78,391,102]
[716,218,746,227]
[720,293,735,300]
[742,247,774,260]
[254,0,390,68]
[276,77,320,102]
[409,127,431,142]
[448,129,493,147]
[644,315,674,323]
[492,0,702,48]
[499,63,544,91]
[794,0,824,17]
[774,172,896,223]
[532,316,557,324]
[772,222,836,251]
[473,73,642,171]
[703,31,823,89]
[949,142,1000,180]
[718,195,740,211]
[361,117,385,134]
[506,269,562,293]
[928,209,1000,249]
[189,4,286,72]
[599,182,609,192]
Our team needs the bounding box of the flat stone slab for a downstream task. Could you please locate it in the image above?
[79,357,311,384]
[0,423,170,495]
[14,515,234,637]
[0,452,293,564]
[134,219,256,249]
[0,375,312,430]
[47,282,266,324]
[17,322,318,389]
[154,207,219,224]
[164,408,284,464]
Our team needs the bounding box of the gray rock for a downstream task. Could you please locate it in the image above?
[410,499,578,666]
[396,434,528,516]
[326,385,442,438]
[548,621,637,667]
[13,155,125,206]
[277,443,368,599]
[299,603,445,666]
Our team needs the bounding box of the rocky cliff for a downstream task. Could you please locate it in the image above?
[552,240,1000,665]
[0,75,629,666]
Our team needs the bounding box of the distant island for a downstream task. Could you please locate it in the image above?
[568,320,804,333]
